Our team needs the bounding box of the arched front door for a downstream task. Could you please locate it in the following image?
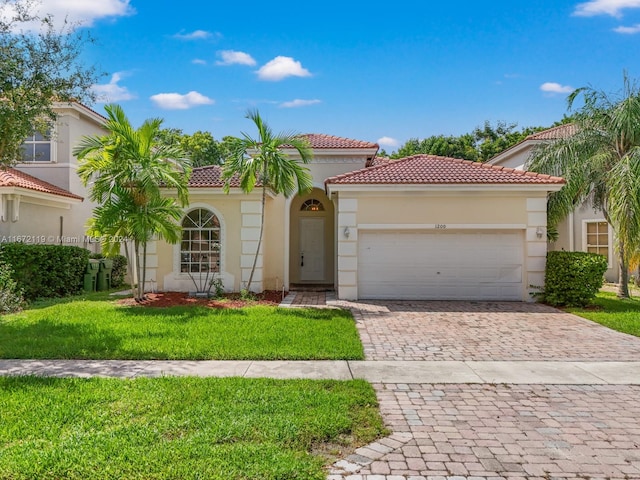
[289,188,334,285]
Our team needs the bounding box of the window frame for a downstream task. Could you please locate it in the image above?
[20,127,56,163]
[174,204,225,277]
[582,219,612,267]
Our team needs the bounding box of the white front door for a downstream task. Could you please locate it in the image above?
[299,217,325,282]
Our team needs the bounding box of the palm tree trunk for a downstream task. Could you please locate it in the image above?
[617,238,630,299]
[246,185,266,292]
[123,240,135,300]
[134,239,142,301]
[142,241,148,300]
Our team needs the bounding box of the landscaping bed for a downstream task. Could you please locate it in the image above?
[117,290,286,308]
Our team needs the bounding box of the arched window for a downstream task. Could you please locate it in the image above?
[180,208,220,273]
[300,199,324,211]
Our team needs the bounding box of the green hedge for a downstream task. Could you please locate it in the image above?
[0,244,90,300]
[544,251,608,307]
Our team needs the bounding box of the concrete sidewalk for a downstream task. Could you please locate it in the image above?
[2,359,640,384]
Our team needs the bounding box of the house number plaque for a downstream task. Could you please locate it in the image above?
[435,224,447,229]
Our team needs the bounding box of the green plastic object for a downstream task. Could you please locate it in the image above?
[83,272,96,292]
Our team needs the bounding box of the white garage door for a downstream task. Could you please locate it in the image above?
[358,230,524,301]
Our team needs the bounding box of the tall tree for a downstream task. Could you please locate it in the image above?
[0,0,99,165]
[222,109,313,292]
[75,104,191,301]
[528,72,640,299]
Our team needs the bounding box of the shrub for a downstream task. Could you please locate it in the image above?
[89,253,128,288]
[0,260,24,313]
[0,244,90,300]
[543,251,608,307]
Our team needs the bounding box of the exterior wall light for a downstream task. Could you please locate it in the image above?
[536,226,544,239]
[344,226,350,238]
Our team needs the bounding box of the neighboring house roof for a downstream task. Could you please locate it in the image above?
[188,165,251,189]
[325,154,565,185]
[0,168,83,200]
[525,123,577,141]
[487,123,576,166]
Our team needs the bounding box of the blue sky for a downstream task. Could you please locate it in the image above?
[28,0,640,151]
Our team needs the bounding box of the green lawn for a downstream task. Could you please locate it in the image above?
[0,376,387,480]
[0,296,364,360]
[567,291,640,337]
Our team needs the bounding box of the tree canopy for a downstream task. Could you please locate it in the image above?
[157,128,237,167]
[0,0,99,165]
[387,121,555,162]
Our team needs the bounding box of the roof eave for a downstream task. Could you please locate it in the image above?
[326,182,564,195]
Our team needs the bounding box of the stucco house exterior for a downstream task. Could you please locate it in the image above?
[0,102,107,250]
[3,102,566,302]
[152,139,563,302]
[487,124,619,283]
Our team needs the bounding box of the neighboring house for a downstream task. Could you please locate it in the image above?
[487,124,619,283]
[0,102,107,250]
[3,103,565,302]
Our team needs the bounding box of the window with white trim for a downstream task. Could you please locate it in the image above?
[585,221,609,258]
[20,129,52,162]
[180,208,221,273]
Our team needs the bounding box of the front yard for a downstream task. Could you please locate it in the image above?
[0,293,382,479]
[0,376,386,480]
[0,294,363,360]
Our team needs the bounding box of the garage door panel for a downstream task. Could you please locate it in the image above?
[358,231,524,301]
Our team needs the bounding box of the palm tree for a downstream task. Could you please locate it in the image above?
[222,109,313,292]
[74,104,191,301]
[528,73,640,299]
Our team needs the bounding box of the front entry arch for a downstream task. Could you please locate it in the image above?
[289,188,334,285]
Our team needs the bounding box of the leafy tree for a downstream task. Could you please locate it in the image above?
[528,72,640,299]
[393,134,478,160]
[157,128,231,166]
[472,121,546,161]
[222,109,313,292]
[75,104,191,301]
[0,0,99,165]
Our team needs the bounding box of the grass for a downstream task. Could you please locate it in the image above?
[567,291,640,337]
[0,295,364,360]
[0,376,387,480]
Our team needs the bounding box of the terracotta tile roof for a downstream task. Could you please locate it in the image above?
[294,134,378,149]
[0,168,83,200]
[368,156,392,167]
[188,165,249,188]
[526,123,577,141]
[326,154,565,185]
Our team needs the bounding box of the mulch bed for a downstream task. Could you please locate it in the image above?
[117,291,287,309]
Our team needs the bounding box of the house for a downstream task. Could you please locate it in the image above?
[487,124,618,283]
[151,138,563,302]
[4,103,565,302]
[0,102,107,249]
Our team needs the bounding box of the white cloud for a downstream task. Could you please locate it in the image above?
[216,50,256,66]
[91,72,135,103]
[573,0,640,17]
[4,0,135,30]
[279,99,321,108]
[173,30,213,40]
[614,22,640,32]
[540,82,574,94]
[377,136,399,148]
[150,91,214,110]
[192,58,207,65]
[256,56,312,81]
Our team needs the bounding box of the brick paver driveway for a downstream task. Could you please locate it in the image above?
[329,300,640,480]
[342,300,640,361]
